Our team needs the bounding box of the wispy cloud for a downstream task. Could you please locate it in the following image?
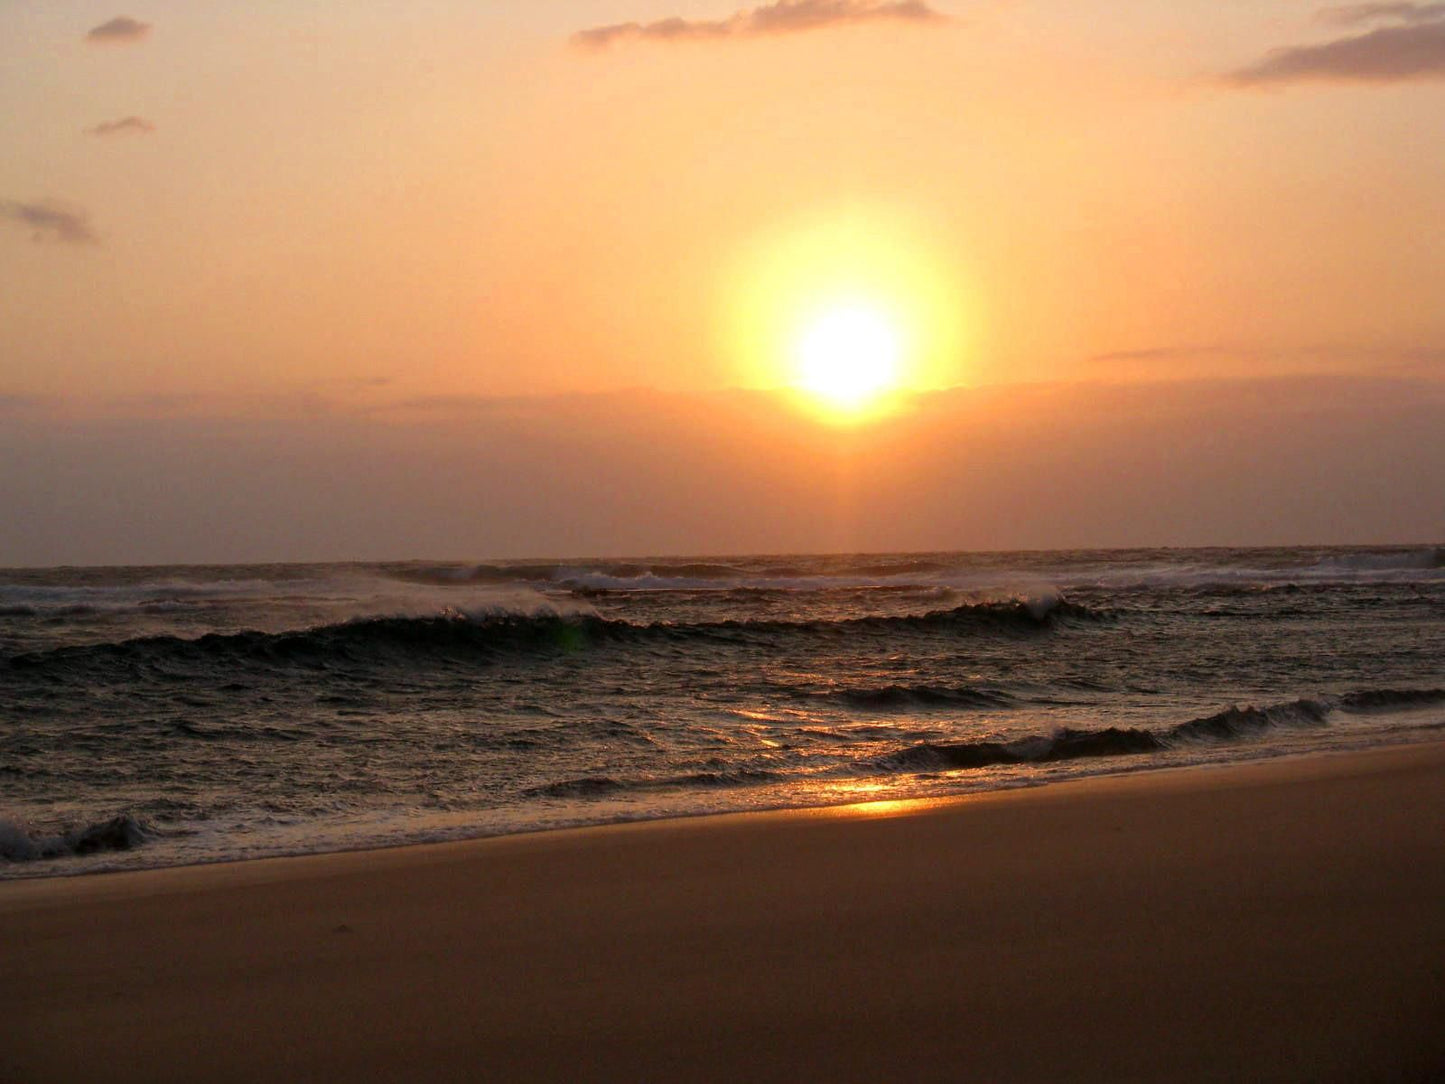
[85,16,151,44]
[0,200,98,245]
[573,0,946,50]
[1086,345,1224,366]
[1087,342,1445,380]
[1319,2,1445,25]
[85,116,156,138]
[1229,5,1445,85]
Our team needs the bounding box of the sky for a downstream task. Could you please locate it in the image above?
[2,1,1443,564]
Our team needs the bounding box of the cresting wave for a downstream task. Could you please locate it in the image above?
[0,815,152,863]
[392,558,961,588]
[1,596,1101,672]
[526,766,784,799]
[390,548,1445,593]
[2,548,1439,620]
[795,684,1017,710]
[872,689,1445,773]
[1316,548,1445,572]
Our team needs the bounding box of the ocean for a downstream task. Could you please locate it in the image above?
[3,546,1443,878]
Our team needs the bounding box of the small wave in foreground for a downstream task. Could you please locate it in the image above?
[0,815,152,863]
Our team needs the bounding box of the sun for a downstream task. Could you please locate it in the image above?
[723,204,977,417]
[794,304,902,412]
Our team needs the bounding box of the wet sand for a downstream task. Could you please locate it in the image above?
[4,743,1444,1082]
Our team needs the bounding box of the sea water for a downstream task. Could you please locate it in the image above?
[3,546,1443,878]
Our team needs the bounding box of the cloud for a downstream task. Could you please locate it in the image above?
[1086,345,1224,366]
[1319,2,1445,25]
[85,116,156,138]
[85,16,151,44]
[1230,10,1445,84]
[1086,342,1445,381]
[573,0,946,50]
[749,0,943,32]
[0,200,98,245]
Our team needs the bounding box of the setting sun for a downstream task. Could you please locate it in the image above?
[722,204,975,412]
[795,304,902,410]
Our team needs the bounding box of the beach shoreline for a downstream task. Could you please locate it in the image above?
[6,741,1444,1081]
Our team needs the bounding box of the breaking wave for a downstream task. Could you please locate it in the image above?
[1170,699,1334,741]
[873,688,1445,774]
[2,597,1102,674]
[0,814,152,863]
[526,766,784,799]
[1337,688,1445,711]
[409,548,1445,592]
[793,683,1017,711]
[1311,548,1444,573]
[873,727,1163,772]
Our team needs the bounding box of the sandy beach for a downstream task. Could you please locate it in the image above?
[5,743,1444,1082]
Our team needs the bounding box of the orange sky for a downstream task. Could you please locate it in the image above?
[2,3,1443,561]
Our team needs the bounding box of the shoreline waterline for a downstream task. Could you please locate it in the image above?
[4,738,1440,894]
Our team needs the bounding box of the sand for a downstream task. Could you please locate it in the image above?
[4,743,1444,1082]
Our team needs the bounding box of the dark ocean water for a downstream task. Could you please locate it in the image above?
[3,546,1444,878]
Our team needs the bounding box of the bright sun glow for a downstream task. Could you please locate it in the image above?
[724,205,975,421]
[794,304,902,410]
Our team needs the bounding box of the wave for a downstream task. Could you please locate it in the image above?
[749,596,1101,634]
[0,814,151,863]
[8,546,1441,601]
[0,577,308,611]
[396,556,971,587]
[392,561,754,589]
[506,547,1445,592]
[873,726,1164,772]
[526,776,625,799]
[395,556,1127,595]
[1169,698,1333,741]
[1337,687,1445,711]
[1311,548,1444,573]
[874,687,1445,775]
[526,766,783,799]
[793,683,1016,711]
[2,597,1101,673]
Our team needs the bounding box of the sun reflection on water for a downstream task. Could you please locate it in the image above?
[803,780,966,820]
